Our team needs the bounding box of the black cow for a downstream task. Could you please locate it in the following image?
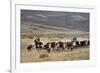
[75,41,80,48]
[80,40,87,48]
[56,41,65,51]
[67,41,73,51]
[87,40,90,47]
[72,41,80,49]
[85,40,90,47]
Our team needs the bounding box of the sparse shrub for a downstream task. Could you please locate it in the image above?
[39,54,49,58]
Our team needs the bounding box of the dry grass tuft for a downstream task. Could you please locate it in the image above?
[39,54,49,58]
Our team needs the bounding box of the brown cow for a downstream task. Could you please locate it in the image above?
[43,42,51,53]
[27,44,33,52]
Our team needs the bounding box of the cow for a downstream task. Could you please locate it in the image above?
[63,42,67,50]
[75,41,80,48]
[87,40,90,47]
[27,44,33,52]
[80,40,88,48]
[43,42,51,53]
[56,41,65,51]
[85,40,90,47]
[71,41,80,49]
[51,42,56,51]
[67,41,73,51]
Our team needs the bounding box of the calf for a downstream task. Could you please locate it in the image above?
[27,44,33,52]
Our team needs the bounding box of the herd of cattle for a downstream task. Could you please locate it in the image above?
[27,38,90,53]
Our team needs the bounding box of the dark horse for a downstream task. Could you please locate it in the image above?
[34,37,43,51]
[34,37,40,49]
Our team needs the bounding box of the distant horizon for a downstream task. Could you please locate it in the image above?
[21,9,90,32]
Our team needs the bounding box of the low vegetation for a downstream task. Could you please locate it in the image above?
[21,48,89,63]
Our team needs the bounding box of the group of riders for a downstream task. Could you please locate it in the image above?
[27,37,90,53]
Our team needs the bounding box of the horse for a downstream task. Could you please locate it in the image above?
[36,41,43,51]
[34,37,43,50]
